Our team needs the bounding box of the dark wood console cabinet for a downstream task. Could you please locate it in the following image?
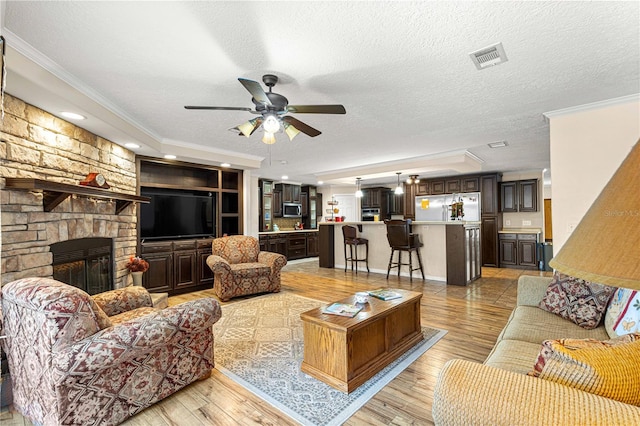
[141,238,213,295]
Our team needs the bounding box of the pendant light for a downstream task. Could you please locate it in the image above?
[355,177,363,198]
[394,172,404,195]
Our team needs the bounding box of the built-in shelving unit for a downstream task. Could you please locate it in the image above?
[4,178,149,214]
[136,158,243,295]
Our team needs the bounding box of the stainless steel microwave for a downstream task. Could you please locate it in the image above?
[283,203,302,217]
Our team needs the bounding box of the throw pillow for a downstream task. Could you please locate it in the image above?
[539,272,616,329]
[604,287,640,338]
[528,333,640,406]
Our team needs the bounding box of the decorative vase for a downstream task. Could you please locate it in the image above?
[131,271,144,286]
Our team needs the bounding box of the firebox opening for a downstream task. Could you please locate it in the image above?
[51,237,114,295]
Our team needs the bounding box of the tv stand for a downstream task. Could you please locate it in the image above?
[141,238,214,295]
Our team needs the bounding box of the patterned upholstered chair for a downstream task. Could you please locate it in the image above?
[0,277,221,426]
[207,235,287,301]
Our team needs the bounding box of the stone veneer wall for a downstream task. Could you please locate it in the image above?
[1,94,138,288]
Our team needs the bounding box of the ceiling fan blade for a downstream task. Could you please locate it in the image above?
[283,116,322,137]
[238,78,272,105]
[287,104,346,114]
[185,106,252,111]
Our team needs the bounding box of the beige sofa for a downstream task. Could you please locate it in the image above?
[432,275,640,425]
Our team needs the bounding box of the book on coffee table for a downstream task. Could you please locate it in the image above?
[322,302,362,317]
[368,289,402,301]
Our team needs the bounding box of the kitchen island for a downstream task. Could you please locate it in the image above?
[319,221,481,285]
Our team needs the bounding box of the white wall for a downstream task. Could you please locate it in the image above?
[317,185,359,222]
[244,171,260,237]
[548,96,640,253]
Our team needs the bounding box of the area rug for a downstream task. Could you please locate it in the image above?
[213,292,447,426]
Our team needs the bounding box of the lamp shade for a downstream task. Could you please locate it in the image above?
[549,139,640,289]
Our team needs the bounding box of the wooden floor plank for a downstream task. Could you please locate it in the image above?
[5,260,551,425]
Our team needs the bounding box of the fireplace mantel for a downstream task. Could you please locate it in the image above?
[5,178,150,214]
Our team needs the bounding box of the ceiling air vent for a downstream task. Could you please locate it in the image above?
[470,42,508,70]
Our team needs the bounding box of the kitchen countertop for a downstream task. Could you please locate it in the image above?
[319,220,482,226]
[258,229,319,235]
[498,228,542,234]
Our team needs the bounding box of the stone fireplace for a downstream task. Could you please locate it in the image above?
[1,94,139,289]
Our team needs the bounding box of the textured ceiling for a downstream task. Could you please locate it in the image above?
[2,1,639,186]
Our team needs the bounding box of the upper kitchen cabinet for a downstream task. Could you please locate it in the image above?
[416,182,429,195]
[481,174,501,215]
[278,183,301,203]
[273,189,282,217]
[361,187,383,208]
[501,179,538,212]
[461,176,480,192]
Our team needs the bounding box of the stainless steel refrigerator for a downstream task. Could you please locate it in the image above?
[415,192,481,222]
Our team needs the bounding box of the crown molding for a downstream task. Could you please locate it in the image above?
[543,93,640,121]
[2,28,162,142]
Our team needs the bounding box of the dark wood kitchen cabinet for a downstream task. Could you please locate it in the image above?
[268,234,287,256]
[501,179,538,212]
[416,181,429,195]
[446,224,481,285]
[287,234,307,259]
[273,190,282,217]
[445,178,461,193]
[306,232,319,257]
[301,191,308,216]
[361,188,382,208]
[430,180,445,195]
[403,183,416,220]
[499,232,539,269]
[462,176,480,192]
[277,183,301,203]
[480,173,502,267]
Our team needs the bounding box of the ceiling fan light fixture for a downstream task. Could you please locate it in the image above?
[237,118,260,137]
[262,132,276,145]
[406,174,420,184]
[284,123,301,141]
[263,115,281,133]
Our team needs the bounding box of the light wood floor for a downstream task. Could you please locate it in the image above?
[2,260,552,425]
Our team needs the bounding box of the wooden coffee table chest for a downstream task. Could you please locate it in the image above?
[300,289,423,393]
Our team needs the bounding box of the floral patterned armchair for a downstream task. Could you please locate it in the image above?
[207,235,287,301]
[0,277,221,426]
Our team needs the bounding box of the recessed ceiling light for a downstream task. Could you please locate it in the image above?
[221,163,231,168]
[488,141,508,148]
[124,143,140,149]
[317,181,323,185]
[281,175,289,180]
[164,154,177,159]
[60,111,86,120]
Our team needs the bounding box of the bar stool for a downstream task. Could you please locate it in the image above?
[342,225,369,274]
[384,219,425,281]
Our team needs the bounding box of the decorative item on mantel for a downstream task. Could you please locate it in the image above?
[79,172,110,189]
[126,256,149,286]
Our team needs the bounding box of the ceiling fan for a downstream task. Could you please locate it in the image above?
[184,74,346,144]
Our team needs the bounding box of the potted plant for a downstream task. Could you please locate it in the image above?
[126,256,149,286]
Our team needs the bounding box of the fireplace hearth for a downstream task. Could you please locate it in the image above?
[51,238,114,295]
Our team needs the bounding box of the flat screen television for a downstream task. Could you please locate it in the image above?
[140,188,216,240]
